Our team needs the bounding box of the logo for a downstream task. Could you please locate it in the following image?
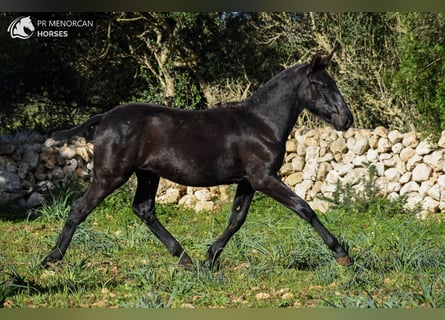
[7,16,35,39]
[7,16,94,39]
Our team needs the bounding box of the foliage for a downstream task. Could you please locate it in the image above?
[390,13,445,137]
[1,12,445,136]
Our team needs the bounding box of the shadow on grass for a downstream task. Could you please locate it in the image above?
[0,269,53,306]
[0,201,32,222]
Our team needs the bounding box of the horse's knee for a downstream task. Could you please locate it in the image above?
[64,198,89,226]
[132,202,155,223]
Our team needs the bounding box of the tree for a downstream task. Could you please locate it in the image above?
[390,13,445,137]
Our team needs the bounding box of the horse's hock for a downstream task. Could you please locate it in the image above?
[1,127,445,216]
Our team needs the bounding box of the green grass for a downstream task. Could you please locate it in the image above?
[1,176,445,308]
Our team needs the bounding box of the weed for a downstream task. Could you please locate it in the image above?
[38,177,83,222]
[320,164,416,217]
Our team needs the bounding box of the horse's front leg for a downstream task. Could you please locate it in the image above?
[207,180,255,268]
[253,175,351,266]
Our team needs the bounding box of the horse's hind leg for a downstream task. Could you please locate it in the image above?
[132,169,192,265]
[207,180,255,268]
[42,173,131,266]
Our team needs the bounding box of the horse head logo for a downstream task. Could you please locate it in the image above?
[7,16,35,39]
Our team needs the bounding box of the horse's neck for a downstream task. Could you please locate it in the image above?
[246,65,305,141]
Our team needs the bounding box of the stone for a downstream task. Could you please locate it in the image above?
[412,163,432,181]
[34,164,47,181]
[303,161,318,181]
[377,138,391,153]
[349,138,369,156]
[330,136,347,154]
[316,162,332,181]
[158,188,180,204]
[285,141,297,153]
[399,172,412,184]
[331,163,354,177]
[402,132,419,148]
[384,168,401,182]
[20,146,39,170]
[379,153,392,161]
[279,163,294,176]
[17,161,29,179]
[59,145,76,159]
[375,177,389,193]
[423,151,444,169]
[366,149,379,163]
[438,175,445,188]
[0,143,15,155]
[305,146,320,161]
[318,152,334,163]
[422,197,440,213]
[383,155,406,174]
[343,167,368,185]
[296,140,307,156]
[35,181,55,193]
[352,154,368,167]
[373,163,385,177]
[400,181,419,195]
[0,171,21,192]
[321,171,341,194]
[294,180,313,199]
[4,157,17,173]
[406,155,423,171]
[195,189,212,201]
[391,143,404,154]
[26,192,45,208]
[310,181,323,197]
[195,201,214,212]
[41,151,57,169]
[43,138,60,148]
[291,157,305,172]
[74,147,90,162]
[419,180,433,197]
[178,194,196,208]
[427,183,441,201]
[368,135,379,149]
[285,152,297,162]
[374,126,388,137]
[51,166,64,180]
[387,182,401,193]
[309,198,330,213]
[285,172,303,186]
[388,130,404,144]
[405,193,422,210]
[415,140,433,156]
[400,147,416,163]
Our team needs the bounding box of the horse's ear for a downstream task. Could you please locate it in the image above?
[309,51,333,73]
[310,52,322,72]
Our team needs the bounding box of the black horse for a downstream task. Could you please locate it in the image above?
[43,52,353,269]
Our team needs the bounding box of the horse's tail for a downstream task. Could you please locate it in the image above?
[52,113,104,141]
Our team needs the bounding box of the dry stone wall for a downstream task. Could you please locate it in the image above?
[1,127,445,215]
[280,127,445,214]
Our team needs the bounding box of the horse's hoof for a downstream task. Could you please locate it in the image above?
[178,255,194,266]
[335,255,352,266]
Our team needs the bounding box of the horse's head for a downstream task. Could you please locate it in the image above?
[20,16,35,32]
[299,51,353,131]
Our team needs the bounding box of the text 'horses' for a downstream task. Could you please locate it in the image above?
[43,52,353,269]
